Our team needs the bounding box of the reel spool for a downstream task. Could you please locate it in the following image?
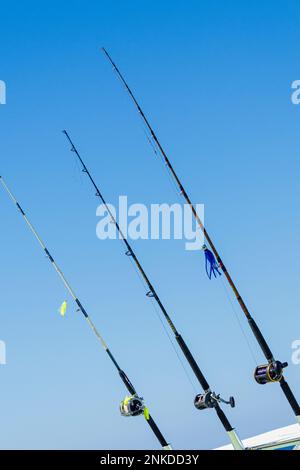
[194,391,235,411]
[254,360,288,385]
[120,395,145,417]
[194,392,214,410]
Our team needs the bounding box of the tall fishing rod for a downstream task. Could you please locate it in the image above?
[0,176,171,450]
[63,130,244,450]
[101,48,300,425]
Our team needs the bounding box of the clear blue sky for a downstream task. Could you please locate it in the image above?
[0,0,299,450]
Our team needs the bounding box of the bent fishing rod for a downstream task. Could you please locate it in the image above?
[101,48,300,425]
[0,176,171,450]
[63,130,244,450]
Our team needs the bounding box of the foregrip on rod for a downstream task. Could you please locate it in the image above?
[147,415,170,448]
[280,378,300,417]
[248,317,274,362]
[214,404,234,432]
[176,334,210,391]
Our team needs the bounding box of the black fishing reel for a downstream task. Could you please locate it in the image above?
[254,360,288,385]
[120,395,145,417]
[194,391,235,411]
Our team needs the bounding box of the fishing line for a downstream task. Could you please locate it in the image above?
[62,129,245,450]
[141,123,181,199]
[143,124,254,364]
[101,47,300,425]
[70,145,196,391]
[143,121,256,367]
[127,250,198,394]
[219,276,258,367]
[0,175,171,450]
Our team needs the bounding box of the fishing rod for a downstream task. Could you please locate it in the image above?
[62,130,244,450]
[101,48,300,425]
[0,176,171,450]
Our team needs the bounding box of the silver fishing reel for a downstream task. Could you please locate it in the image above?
[194,391,235,411]
[120,395,145,417]
[254,360,288,385]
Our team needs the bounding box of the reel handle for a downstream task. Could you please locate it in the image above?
[218,395,235,408]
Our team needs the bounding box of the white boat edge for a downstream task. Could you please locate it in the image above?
[215,423,300,450]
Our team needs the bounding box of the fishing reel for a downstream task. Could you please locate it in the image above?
[120,395,145,417]
[194,391,235,411]
[254,360,288,385]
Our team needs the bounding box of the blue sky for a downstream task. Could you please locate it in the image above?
[0,0,299,449]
